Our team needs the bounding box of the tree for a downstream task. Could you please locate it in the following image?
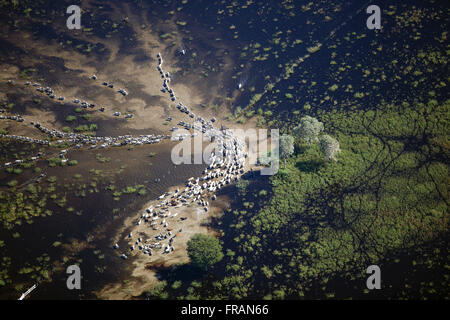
[293,116,324,146]
[187,234,224,271]
[319,134,341,161]
[279,134,294,168]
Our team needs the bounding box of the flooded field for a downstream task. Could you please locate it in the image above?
[0,138,207,299]
[0,0,230,299]
[0,0,448,301]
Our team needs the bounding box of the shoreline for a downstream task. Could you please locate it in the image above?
[96,51,262,299]
[0,5,265,299]
[96,181,229,299]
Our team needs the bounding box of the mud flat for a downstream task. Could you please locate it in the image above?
[96,185,231,299]
[0,1,267,299]
[96,144,268,300]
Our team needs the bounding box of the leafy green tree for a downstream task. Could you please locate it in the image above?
[187,234,224,271]
[293,116,324,146]
[319,134,340,161]
[279,134,294,168]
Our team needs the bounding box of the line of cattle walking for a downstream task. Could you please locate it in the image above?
[8,75,131,118]
[116,53,247,260]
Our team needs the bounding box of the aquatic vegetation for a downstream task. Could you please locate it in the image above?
[122,185,146,195]
[52,241,62,247]
[145,281,169,300]
[285,93,293,99]
[0,256,12,287]
[54,195,67,207]
[235,179,249,196]
[17,254,54,284]
[6,180,18,187]
[307,44,322,54]
[0,190,47,229]
[74,124,98,132]
[46,176,56,183]
[0,0,447,301]
[95,154,110,163]
[65,115,76,122]
[169,97,449,299]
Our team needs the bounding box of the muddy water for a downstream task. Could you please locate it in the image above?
[0,0,243,299]
[0,139,206,299]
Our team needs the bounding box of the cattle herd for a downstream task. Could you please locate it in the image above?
[1,52,249,261]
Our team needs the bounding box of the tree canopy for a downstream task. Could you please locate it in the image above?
[279,134,295,168]
[319,134,341,161]
[187,234,224,271]
[293,116,324,146]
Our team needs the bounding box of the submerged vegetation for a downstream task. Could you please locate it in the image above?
[140,0,448,300]
[147,98,449,300]
[0,0,447,301]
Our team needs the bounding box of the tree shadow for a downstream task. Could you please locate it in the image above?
[295,158,325,173]
[149,262,203,283]
[294,144,310,155]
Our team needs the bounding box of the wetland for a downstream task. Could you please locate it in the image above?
[0,0,448,300]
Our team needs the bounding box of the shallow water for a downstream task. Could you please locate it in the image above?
[0,140,206,299]
[0,0,447,300]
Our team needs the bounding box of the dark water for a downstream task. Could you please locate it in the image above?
[0,140,206,299]
[0,0,448,300]
[0,0,216,299]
